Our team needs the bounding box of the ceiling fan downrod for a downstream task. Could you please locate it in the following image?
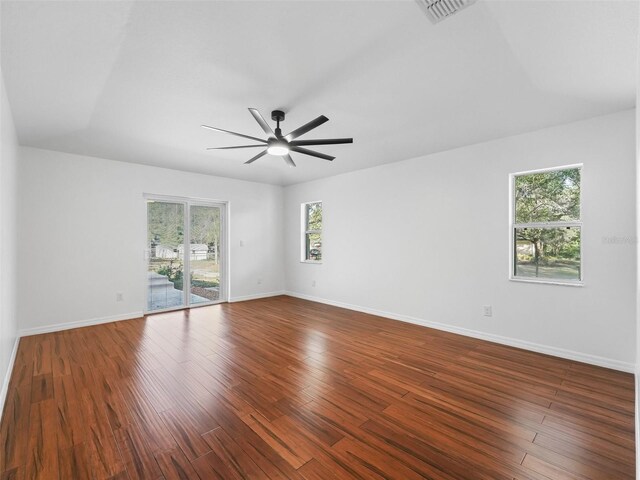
[271,110,285,138]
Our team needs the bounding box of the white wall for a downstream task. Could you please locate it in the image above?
[285,110,637,370]
[0,69,19,406]
[17,147,284,333]
[11,110,638,371]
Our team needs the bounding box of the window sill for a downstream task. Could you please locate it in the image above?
[509,277,583,287]
[301,260,322,264]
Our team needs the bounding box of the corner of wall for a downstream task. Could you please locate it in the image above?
[0,338,19,416]
[0,65,20,418]
[634,10,639,479]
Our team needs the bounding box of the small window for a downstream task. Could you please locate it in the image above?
[511,166,582,284]
[302,201,322,262]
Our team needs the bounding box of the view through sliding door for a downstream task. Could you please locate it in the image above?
[146,198,225,312]
[188,205,223,305]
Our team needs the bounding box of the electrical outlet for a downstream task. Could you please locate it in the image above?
[312,280,316,287]
[483,305,492,317]
[116,292,124,302]
[239,240,244,247]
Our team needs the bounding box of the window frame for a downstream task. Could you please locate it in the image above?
[508,164,583,287]
[301,201,323,264]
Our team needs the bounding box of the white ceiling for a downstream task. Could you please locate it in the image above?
[1,0,637,186]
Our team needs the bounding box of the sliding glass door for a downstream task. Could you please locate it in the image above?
[146,197,225,312]
[189,205,222,305]
[147,201,186,311]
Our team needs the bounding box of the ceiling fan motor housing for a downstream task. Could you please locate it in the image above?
[271,110,285,122]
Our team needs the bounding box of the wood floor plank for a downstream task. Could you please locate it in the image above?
[32,339,52,377]
[58,442,91,480]
[212,406,305,480]
[51,334,72,378]
[30,374,54,404]
[0,386,32,472]
[521,453,583,480]
[359,417,495,480]
[24,399,59,480]
[190,451,240,480]
[532,432,635,477]
[0,296,634,479]
[330,437,432,480]
[154,447,202,480]
[202,427,269,479]
[382,403,528,464]
[113,423,163,480]
[0,466,24,480]
[157,408,212,461]
[105,473,131,480]
[79,389,127,479]
[52,375,85,450]
[541,413,634,450]
[116,380,177,453]
[298,458,349,480]
[402,391,538,442]
[241,411,315,469]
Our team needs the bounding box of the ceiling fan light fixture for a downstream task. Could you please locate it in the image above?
[267,139,289,156]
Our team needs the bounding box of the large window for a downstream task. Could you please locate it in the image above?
[511,166,582,284]
[302,201,322,262]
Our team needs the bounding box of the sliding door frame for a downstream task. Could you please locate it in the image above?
[144,193,229,314]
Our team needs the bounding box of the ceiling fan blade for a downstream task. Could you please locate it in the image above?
[244,150,268,164]
[289,138,353,146]
[248,108,275,137]
[206,144,265,150]
[289,146,335,161]
[283,154,296,167]
[285,115,329,141]
[202,125,267,144]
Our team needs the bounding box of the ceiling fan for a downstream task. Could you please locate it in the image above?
[202,108,353,167]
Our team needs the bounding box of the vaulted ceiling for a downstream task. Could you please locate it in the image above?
[2,1,637,185]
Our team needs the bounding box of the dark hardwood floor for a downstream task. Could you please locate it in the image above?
[0,295,635,479]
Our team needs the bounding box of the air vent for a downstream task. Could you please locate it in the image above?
[415,0,477,24]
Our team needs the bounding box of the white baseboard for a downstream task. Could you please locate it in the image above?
[229,291,285,303]
[285,291,635,373]
[0,336,20,418]
[18,311,144,337]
